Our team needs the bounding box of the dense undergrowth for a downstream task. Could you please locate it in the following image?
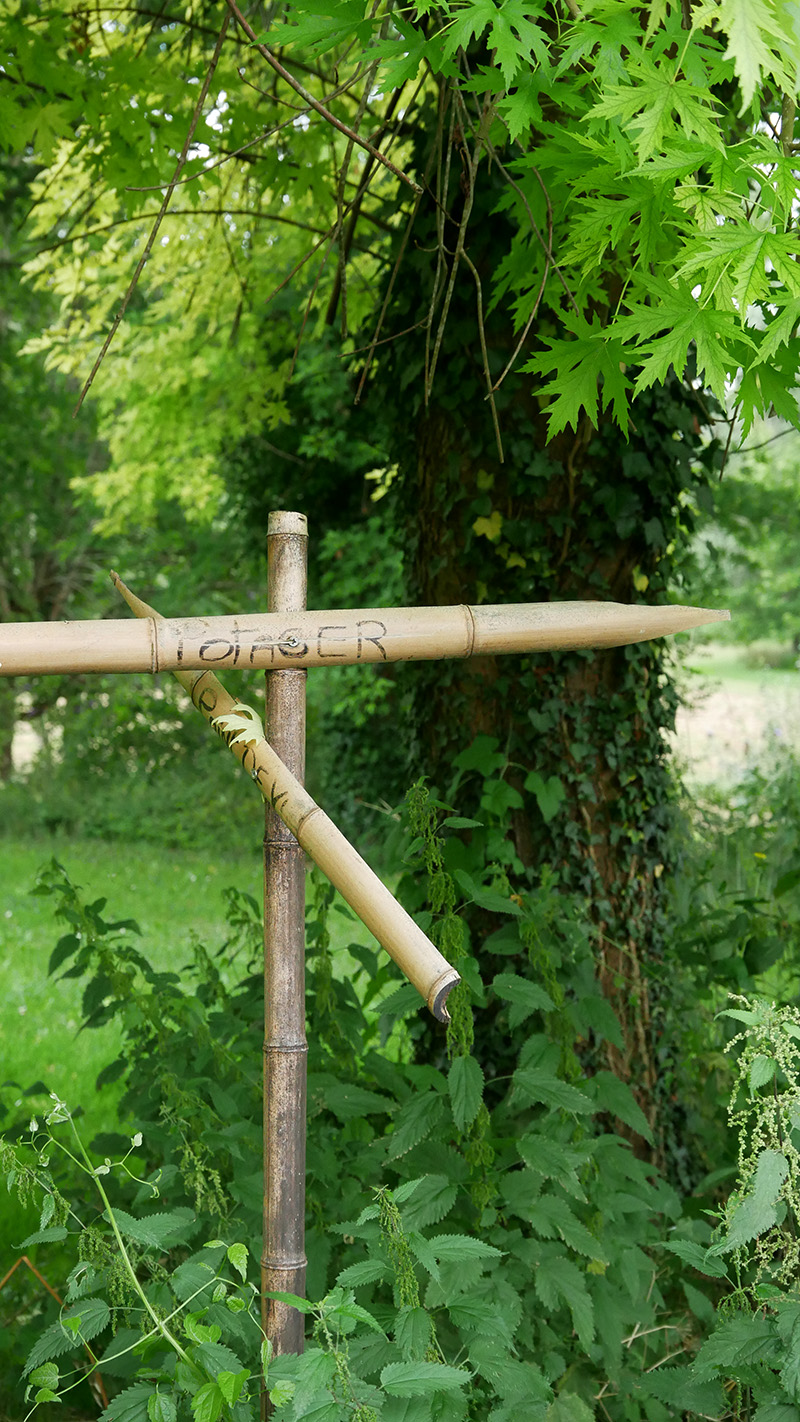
[3,742,800,1420]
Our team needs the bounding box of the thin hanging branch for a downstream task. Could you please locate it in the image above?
[224,0,422,194]
[72,14,230,414]
[462,250,504,461]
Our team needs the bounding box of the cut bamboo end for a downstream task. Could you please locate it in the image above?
[430,971,460,1024]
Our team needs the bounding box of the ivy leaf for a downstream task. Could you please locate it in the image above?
[448,1055,484,1132]
[524,771,566,823]
[380,1361,472,1396]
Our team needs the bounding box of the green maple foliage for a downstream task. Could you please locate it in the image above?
[0,0,798,519]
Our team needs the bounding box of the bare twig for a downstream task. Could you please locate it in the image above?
[73,14,230,414]
[224,0,422,194]
[354,192,423,402]
[728,424,798,456]
[462,250,503,460]
[425,91,490,401]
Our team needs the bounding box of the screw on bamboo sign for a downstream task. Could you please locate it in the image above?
[0,508,729,1380]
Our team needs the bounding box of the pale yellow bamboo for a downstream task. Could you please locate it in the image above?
[0,601,730,677]
[110,573,459,1022]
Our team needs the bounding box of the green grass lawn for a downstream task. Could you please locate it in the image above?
[0,837,263,1134]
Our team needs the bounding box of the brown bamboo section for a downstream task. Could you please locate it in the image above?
[262,511,307,1372]
[0,601,731,676]
[109,572,460,1021]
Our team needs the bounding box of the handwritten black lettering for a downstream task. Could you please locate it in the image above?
[199,637,235,662]
[357,619,388,661]
[197,686,219,715]
[317,625,347,659]
[231,625,259,667]
[248,633,278,666]
[176,637,184,663]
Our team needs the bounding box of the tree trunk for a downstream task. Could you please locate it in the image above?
[373,176,718,1143]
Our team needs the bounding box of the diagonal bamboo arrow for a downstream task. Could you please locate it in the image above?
[110,572,461,1022]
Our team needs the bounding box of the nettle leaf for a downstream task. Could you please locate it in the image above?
[547,1394,595,1422]
[692,1311,780,1380]
[400,1174,458,1230]
[749,1053,777,1092]
[517,1135,587,1199]
[99,1384,158,1422]
[380,1361,471,1397]
[525,1195,608,1263]
[448,1055,484,1132]
[428,1234,503,1265]
[588,1070,653,1142]
[534,1254,595,1350]
[714,1149,789,1252]
[662,1238,729,1278]
[110,1208,194,1249]
[389,1092,446,1159]
[190,1381,225,1422]
[336,1259,388,1288]
[513,1066,595,1116]
[25,1299,111,1372]
[394,1305,433,1360]
[148,1392,178,1422]
[493,974,554,1029]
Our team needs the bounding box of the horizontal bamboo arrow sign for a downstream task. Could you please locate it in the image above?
[0,601,729,676]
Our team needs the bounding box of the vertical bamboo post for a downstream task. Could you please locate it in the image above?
[262,511,308,1396]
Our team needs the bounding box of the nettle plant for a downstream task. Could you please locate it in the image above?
[3,761,717,1421]
[653,998,800,1420]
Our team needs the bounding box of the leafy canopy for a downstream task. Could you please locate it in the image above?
[2,0,800,522]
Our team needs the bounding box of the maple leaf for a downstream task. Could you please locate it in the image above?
[614,279,752,399]
[525,313,631,439]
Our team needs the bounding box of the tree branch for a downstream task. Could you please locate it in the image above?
[73,14,231,414]
[224,0,422,195]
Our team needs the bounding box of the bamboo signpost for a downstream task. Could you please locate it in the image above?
[0,508,730,1397]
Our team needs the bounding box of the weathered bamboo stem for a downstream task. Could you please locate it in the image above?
[0,601,731,676]
[109,572,460,1019]
[262,511,308,1384]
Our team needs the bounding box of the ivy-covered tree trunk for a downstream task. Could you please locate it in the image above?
[375,183,719,1139]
